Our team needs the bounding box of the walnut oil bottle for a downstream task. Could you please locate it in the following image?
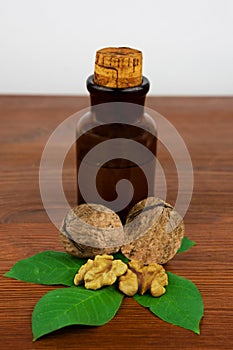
[76,47,157,223]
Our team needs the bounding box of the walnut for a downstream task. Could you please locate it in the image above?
[129,260,168,297]
[151,279,166,297]
[119,260,168,297]
[60,203,124,258]
[118,270,138,296]
[121,197,185,264]
[74,254,128,290]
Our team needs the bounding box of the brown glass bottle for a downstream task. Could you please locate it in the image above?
[76,49,157,223]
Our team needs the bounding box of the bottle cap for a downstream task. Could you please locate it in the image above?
[94,47,142,88]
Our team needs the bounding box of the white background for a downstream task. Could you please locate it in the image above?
[0,0,232,95]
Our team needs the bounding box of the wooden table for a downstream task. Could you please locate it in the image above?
[0,96,232,350]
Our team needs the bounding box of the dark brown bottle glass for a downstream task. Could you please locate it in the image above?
[76,74,157,223]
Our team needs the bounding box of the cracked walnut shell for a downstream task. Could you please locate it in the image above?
[60,204,124,258]
[74,254,128,290]
[121,197,184,264]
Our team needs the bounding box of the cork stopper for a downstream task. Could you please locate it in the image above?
[94,47,142,88]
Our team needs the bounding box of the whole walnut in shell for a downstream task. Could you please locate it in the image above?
[60,203,124,258]
[121,197,184,264]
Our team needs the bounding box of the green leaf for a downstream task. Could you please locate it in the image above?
[113,252,129,263]
[4,251,86,286]
[134,272,204,334]
[177,236,196,254]
[32,286,123,340]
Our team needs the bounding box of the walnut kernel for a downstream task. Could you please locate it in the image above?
[119,260,168,297]
[118,270,138,296]
[74,254,128,290]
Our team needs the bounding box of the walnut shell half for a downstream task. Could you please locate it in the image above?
[60,203,124,258]
[121,197,184,264]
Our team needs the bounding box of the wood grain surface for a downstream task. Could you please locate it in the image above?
[0,95,233,350]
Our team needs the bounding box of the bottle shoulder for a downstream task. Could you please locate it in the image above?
[134,112,157,135]
[77,111,157,137]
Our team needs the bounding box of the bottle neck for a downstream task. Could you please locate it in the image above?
[86,75,150,123]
